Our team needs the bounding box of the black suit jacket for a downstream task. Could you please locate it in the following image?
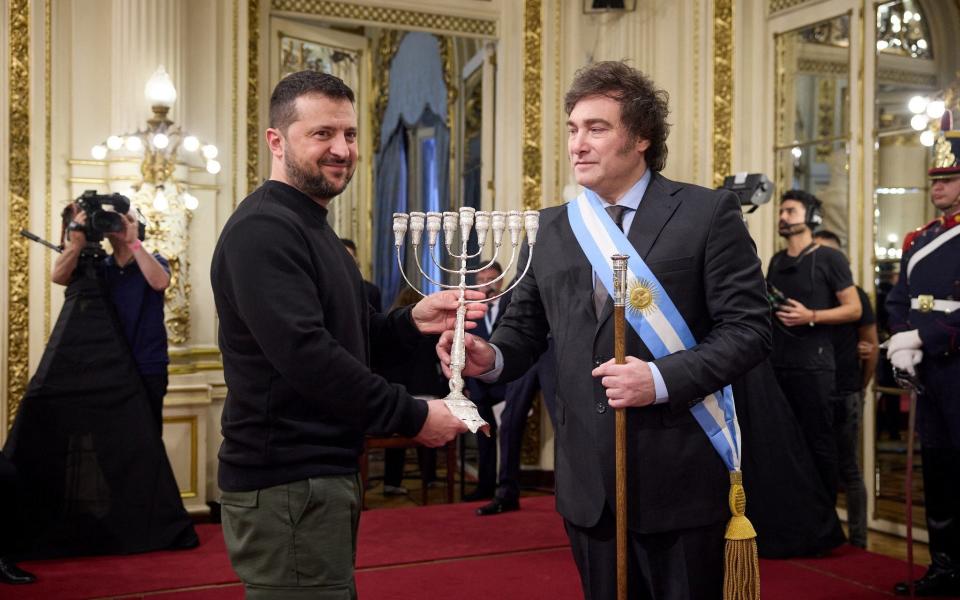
[491,173,771,533]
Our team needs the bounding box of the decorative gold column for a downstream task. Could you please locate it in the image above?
[713,0,733,188]
[520,0,543,465]
[247,0,260,194]
[7,0,31,429]
[522,0,542,213]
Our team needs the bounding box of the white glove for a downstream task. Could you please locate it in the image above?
[890,348,923,376]
[887,329,922,359]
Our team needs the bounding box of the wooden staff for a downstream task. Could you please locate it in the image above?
[905,386,918,598]
[611,254,629,600]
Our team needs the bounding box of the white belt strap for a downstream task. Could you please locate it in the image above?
[907,225,960,280]
[911,296,960,314]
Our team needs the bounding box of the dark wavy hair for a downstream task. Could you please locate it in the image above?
[564,61,671,172]
[781,189,822,220]
[269,70,355,133]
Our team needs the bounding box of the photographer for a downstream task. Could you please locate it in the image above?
[53,202,171,433]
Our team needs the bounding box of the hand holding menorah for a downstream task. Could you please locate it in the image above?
[392,207,540,435]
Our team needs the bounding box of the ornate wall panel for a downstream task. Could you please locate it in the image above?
[44,0,51,338]
[271,0,496,37]
[7,0,30,428]
[247,0,261,194]
[713,0,733,188]
[769,0,816,15]
[522,0,542,212]
[233,0,240,207]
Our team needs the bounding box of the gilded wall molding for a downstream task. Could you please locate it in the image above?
[371,29,402,152]
[271,0,496,38]
[769,0,815,15]
[162,414,199,498]
[247,0,261,194]
[439,34,458,204]
[797,57,847,76]
[519,0,542,465]
[44,0,51,338]
[692,0,701,183]
[7,0,31,429]
[522,0,542,212]
[713,0,733,188]
[877,68,938,88]
[233,0,240,207]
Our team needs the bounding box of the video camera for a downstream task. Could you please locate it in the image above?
[72,190,131,243]
[719,173,773,214]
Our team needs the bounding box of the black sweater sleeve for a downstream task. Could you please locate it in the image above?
[218,211,428,437]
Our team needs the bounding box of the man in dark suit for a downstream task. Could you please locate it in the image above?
[440,61,770,599]
[463,261,511,500]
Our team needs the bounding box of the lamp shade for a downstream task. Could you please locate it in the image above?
[144,65,177,108]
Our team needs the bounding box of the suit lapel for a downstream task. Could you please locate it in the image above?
[596,173,683,328]
[557,210,600,324]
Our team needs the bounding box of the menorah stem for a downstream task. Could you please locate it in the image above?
[440,238,490,436]
[447,298,467,394]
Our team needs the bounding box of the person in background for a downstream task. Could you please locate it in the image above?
[53,204,171,433]
[814,229,879,549]
[885,112,960,597]
[341,238,382,312]
[378,285,449,496]
[0,452,35,585]
[463,262,511,501]
[767,190,861,506]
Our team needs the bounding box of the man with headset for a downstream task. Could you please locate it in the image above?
[767,190,861,505]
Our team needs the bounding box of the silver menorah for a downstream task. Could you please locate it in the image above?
[392,207,540,435]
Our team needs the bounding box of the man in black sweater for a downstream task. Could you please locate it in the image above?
[211,71,480,599]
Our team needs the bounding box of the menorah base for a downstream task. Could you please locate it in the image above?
[443,393,491,436]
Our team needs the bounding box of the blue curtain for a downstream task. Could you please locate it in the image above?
[372,31,451,305]
[374,125,408,306]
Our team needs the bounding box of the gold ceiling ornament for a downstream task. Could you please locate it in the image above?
[271,0,496,38]
[712,0,733,189]
[7,0,31,430]
[522,0,542,213]
[247,0,261,194]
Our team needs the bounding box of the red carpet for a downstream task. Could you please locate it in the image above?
[3,496,938,599]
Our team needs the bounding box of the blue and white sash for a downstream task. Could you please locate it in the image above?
[567,189,742,472]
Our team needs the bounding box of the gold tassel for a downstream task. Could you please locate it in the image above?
[724,470,760,600]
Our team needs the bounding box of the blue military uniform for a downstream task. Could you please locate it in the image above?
[886,109,960,597]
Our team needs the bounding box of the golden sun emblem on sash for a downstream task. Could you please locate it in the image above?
[627,278,659,316]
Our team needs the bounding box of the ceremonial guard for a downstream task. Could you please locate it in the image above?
[886,109,960,597]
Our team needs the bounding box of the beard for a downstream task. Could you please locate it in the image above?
[284,145,355,201]
[778,221,805,237]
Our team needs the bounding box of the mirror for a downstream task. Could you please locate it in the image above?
[871,0,940,526]
[775,14,852,245]
[267,11,493,305]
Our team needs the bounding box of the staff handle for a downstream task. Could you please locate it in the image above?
[611,255,629,600]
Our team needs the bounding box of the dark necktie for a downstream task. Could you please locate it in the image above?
[593,205,629,317]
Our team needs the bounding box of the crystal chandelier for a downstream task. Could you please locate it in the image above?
[89,66,219,211]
